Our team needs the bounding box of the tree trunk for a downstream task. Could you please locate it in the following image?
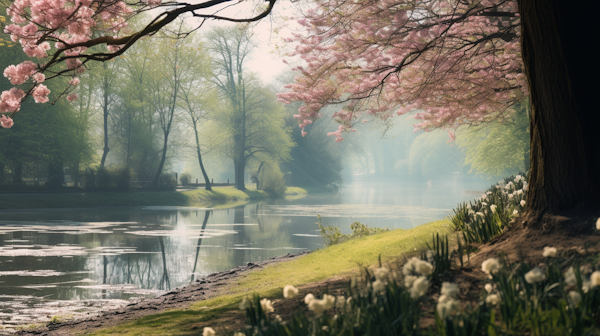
[100,64,110,168]
[153,134,169,187]
[234,155,246,190]
[193,123,211,191]
[518,0,600,219]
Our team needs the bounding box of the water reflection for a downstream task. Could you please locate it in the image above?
[0,179,489,330]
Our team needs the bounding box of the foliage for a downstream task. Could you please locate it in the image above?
[157,173,176,190]
[317,215,390,246]
[236,238,600,336]
[456,103,530,177]
[257,162,287,198]
[180,173,191,186]
[451,173,528,244]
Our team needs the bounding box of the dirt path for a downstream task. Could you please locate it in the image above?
[15,252,310,336]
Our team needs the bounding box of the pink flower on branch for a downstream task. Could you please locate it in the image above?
[0,115,15,129]
[32,84,51,103]
[278,0,526,138]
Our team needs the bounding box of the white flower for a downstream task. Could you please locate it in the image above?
[515,175,522,182]
[508,193,514,199]
[481,258,501,277]
[513,210,519,216]
[490,204,497,213]
[283,285,299,299]
[410,276,429,299]
[520,200,526,207]
[233,333,244,336]
[307,298,325,316]
[403,257,433,276]
[374,267,389,281]
[275,315,283,322]
[203,327,216,336]
[323,294,335,309]
[484,283,493,293]
[481,194,487,200]
[239,297,250,310]
[416,260,434,275]
[569,291,581,307]
[476,212,485,217]
[543,246,557,258]
[596,217,600,230]
[486,191,492,195]
[372,280,386,293]
[591,271,600,288]
[482,202,488,206]
[467,204,472,209]
[441,282,460,298]
[404,275,418,288]
[468,209,475,215]
[261,298,274,313]
[516,189,523,195]
[565,267,577,286]
[486,294,501,305]
[523,182,528,191]
[304,293,315,305]
[436,298,459,320]
[525,267,546,284]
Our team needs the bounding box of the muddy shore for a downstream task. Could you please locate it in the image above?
[15,251,310,336]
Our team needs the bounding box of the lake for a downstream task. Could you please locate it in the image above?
[0,178,489,330]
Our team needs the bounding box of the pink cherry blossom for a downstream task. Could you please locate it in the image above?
[278,0,525,139]
[33,73,45,83]
[67,93,78,101]
[69,77,80,86]
[32,84,51,103]
[0,115,15,128]
[0,88,26,112]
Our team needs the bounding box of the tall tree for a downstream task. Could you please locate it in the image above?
[208,26,293,190]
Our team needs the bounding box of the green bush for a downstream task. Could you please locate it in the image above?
[83,168,95,190]
[158,173,176,190]
[116,167,133,191]
[96,166,113,189]
[259,163,287,198]
[180,173,191,186]
[317,216,390,246]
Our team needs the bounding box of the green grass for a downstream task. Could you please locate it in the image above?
[91,219,451,336]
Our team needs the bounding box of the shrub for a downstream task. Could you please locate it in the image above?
[158,173,176,190]
[180,173,191,186]
[83,168,95,190]
[116,167,133,191]
[259,163,287,198]
[96,166,113,189]
[317,216,390,246]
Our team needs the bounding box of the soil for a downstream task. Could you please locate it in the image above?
[15,212,600,336]
[15,251,311,336]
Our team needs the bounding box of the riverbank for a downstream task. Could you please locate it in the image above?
[16,219,451,335]
[0,186,307,210]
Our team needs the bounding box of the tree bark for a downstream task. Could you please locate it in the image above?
[519,0,600,218]
[234,155,246,190]
[193,122,211,191]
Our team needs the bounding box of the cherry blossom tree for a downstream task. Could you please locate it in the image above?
[0,0,277,127]
[281,0,600,223]
[278,0,524,141]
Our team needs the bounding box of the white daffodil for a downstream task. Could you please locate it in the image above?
[374,267,390,281]
[490,204,497,213]
[203,327,216,336]
[410,276,430,299]
[481,258,501,278]
[520,200,526,207]
[543,246,557,258]
[261,298,274,313]
[591,271,600,288]
[283,285,299,299]
[441,282,460,298]
[484,283,493,293]
[525,267,546,284]
[372,279,386,293]
[486,294,501,306]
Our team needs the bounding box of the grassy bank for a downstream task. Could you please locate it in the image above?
[0,186,308,210]
[92,219,451,335]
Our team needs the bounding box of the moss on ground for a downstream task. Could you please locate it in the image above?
[91,219,451,336]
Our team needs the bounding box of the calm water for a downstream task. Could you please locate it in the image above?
[0,179,488,330]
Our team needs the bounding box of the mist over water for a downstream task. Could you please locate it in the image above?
[0,177,490,330]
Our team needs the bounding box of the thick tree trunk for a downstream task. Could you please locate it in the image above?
[153,134,169,187]
[519,0,600,218]
[234,156,246,190]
